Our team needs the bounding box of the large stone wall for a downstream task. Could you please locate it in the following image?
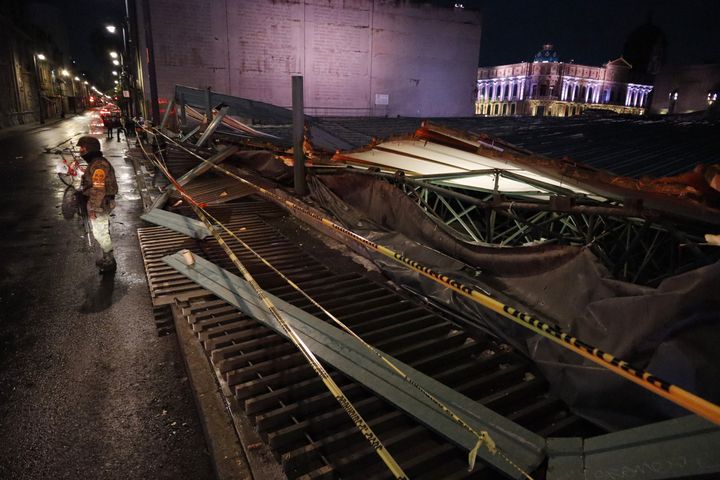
[140,0,481,117]
[650,64,720,114]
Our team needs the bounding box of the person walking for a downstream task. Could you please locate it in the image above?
[103,113,113,140]
[76,136,119,273]
[113,112,123,142]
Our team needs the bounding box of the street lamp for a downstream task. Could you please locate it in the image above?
[58,69,73,113]
[106,21,135,117]
[112,71,118,76]
[33,53,46,124]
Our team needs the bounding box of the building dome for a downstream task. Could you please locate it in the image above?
[533,44,560,63]
[623,18,666,75]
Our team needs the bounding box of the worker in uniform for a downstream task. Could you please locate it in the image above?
[76,136,119,273]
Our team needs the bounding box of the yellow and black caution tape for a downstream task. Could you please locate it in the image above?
[145,143,533,477]
[147,146,409,479]
[197,206,532,479]
[147,127,720,427]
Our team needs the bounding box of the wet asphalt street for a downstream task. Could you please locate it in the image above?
[0,113,215,479]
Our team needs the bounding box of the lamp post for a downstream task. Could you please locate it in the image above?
[74,77,82,110]
[33,53,46,124]
[108,20,133,118]
[60,68,70,118]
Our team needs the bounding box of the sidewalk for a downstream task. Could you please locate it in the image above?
[0,117,215,479]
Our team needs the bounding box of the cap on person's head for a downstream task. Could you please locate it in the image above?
[76,135,101,153]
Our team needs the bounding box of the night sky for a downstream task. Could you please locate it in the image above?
[41,0,720,81]
[476,0,720,67]
[42,0,126,89]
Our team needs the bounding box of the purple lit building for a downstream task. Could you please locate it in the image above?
[476,44,653,117]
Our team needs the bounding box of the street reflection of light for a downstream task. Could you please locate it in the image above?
[112,59,120,66]
[109,51,118,59]
[106,25,116,34]
[36,53,47,61]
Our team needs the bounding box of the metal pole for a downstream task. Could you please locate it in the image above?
[32,55,45,124]
[141,0,160,124]
[179,93,186,128]
[126,0,141,118]
[123,28,131,117]
[292,75,306,196]
[205,86,212,121]
[71,78,77,114]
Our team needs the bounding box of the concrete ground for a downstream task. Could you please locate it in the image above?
[0,111,215,479]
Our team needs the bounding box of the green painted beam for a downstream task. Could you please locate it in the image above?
[582,415,720,480]
[546,416,720,480]
[147,144,239,211]
[163,251,546,479]
[141,208,210,239]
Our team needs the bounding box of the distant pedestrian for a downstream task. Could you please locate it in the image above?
[111,112,123,142]
[103,114,113,140]
[76,136,119,273]
[123,116,136,138]
[134,116,146,146]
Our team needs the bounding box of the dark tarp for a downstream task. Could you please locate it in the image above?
[309,172,720,432]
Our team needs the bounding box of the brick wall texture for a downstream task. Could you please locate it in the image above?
[140,0,481,117]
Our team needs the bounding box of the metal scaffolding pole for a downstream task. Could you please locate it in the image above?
[292,75,307,196]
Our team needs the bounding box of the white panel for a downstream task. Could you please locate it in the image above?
[344,139,596,196]
[344,149,465,175]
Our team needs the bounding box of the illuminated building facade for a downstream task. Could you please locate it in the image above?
[476,44,653,117]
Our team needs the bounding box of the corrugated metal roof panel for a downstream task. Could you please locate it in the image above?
[316,116,720,179]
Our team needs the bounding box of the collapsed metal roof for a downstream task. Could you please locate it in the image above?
[166,86,720,283]
[130,85,720,480]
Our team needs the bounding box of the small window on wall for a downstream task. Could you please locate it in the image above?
[539,84,547,96]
